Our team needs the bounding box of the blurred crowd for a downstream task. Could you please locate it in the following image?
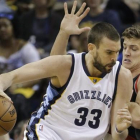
[0,0,140,139]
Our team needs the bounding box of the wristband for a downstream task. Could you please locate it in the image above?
[115,125,123,134]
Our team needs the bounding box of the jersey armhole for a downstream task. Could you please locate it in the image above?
[112,63,121,102]
[134,74,140,94]
[50,53,75,94]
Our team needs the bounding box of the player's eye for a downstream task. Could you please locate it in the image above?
[106,51,112,55]
[123,47,126,50]
[132,48,137,51]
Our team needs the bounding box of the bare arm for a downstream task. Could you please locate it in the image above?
[0,55,71,99]
[127,79,140,129]
[50,1,90,56]
[111,66,133,140]
[0,134,9,140]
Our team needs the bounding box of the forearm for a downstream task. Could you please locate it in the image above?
[11,80,40,90]
[50,30,69,56]
[0,134,10,140]
[0,72,15,91]
[0,64,40,91]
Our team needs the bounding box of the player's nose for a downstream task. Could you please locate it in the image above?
[111,54,117,62]
[124,48,131,56]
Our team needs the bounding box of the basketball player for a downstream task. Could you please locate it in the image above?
[122,26,140,140]
[0,1,132,140]
[52,5,140,139]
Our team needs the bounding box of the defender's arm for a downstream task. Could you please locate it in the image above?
[128,78,140,129]
[111,66,133,140]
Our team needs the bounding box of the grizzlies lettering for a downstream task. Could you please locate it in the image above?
[67,90,112,108]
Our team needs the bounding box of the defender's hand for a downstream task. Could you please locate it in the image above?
[60,1,90,35]
[116,105,132,132]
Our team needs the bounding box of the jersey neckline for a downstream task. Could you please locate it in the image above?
[81,52,107,78]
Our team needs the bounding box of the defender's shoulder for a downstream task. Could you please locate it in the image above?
[119,65,132,80]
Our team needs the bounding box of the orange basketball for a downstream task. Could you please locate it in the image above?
[0,96,17,136]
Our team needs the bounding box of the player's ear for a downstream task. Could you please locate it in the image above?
[88,43,96,51]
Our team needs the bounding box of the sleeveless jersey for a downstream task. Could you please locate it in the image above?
[127,75,140,140]
[134,75,140,140]
[132,75,140,102]
[25,53,121,140]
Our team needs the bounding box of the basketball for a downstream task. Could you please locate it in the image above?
[0,96,17,136]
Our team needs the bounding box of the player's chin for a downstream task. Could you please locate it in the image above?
[122,64,131,69]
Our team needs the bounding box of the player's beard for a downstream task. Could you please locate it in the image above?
[93,53,116,73]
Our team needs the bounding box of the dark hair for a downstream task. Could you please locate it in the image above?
[122,25,140,39]
[0,13,20,38]
[87,22,120,48]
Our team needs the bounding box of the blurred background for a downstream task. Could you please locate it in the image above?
[0,0,140,139]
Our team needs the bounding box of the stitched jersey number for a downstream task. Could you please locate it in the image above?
[74,107,102,129]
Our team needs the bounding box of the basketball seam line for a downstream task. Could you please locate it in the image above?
[0,103,12,120]
[0,124,9,132]
[0,118,16,122]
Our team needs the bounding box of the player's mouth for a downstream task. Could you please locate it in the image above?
[123,59,131,64]
[107,63,115,68]
[106,65,113,70]
[107,66,113,70]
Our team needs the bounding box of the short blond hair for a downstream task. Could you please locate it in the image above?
[122,25,140,39]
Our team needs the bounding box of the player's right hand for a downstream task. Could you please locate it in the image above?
[0,91,12,102]
[60,1,91,36]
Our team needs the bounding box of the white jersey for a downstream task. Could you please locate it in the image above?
[24,53,121,140]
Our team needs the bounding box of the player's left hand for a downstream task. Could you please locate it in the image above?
[115,104,132,132]
[60,1,90,36]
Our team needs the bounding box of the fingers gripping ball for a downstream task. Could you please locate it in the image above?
[0,97,17,136]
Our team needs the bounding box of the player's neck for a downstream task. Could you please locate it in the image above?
[131,67,140,78]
